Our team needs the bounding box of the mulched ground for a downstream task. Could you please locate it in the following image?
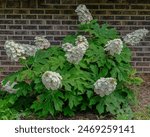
[138,74,150,107]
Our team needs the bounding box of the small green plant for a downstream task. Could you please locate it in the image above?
[1,5,147,119]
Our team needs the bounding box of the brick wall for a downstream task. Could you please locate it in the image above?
[0,0,150,81]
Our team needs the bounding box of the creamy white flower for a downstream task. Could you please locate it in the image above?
[23,44,38,56]
[75,4,93,24]
[104,39,123,56]
[63,35,89,64]
[123,28,149,46]
[94,77,117,97]
[75,35,89,53]
[42,71,62,90]
[65,46,85,64]
[62,43,73,52]
[34,36,50,49]
[4,40,38,61]
[1,81,18,94]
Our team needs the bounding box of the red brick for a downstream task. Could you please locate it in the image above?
[0,0,150,79]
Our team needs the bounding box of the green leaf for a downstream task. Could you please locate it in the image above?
[81,102,88,111]
[86,90,94,99]
[16,69,35,81]
[52,91,64,111]
[99,67,108,77]
[89,96,100,106]
[63,35,76,44]
[110,68,118,78]
[34,83,45,93]
[49,56,66,71]
[90,65,98,76]
[65,92,82,109]
[96,100,105,114]
[14,82,32,96]
[31,93,55,116]
[63,106,75,116]
[44,99,54,116]
[31,100,43,112]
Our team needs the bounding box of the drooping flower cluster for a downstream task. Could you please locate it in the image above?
[42,71,62,90]
[75,4,93,24]
[104,39,123,56]
[4,40,38,61]
[1,81,18,94]
[34,36,50,49]
[62,35,89,64]
[123,29,149,46]
[94,77,117,97]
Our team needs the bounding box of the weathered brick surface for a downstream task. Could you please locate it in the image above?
[0,0,150,81]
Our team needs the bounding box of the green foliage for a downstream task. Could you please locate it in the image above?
[0,92,19,120]
[1,20,141,119]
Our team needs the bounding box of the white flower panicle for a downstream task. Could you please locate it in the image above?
[94,77,117,97]
[75,35,89,53]
[42,71,62,90]
[123,28,149,46]
[104,39,123,56]
[62,35,89,64]
[65,46,85,64]
[62,43,73,52]
[1,81,18,94]
[34,36,50,49]
[4,40,38,61]
[75,4,93,24]
[22,44,38,56]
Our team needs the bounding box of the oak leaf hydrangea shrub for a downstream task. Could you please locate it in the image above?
[1,5,148,119]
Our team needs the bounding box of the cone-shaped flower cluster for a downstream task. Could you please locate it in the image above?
[1,81,18,94]
[62,35,89,64]
[34,36,50,49]
[42,71,62,90]
[4,40,38,61]
[94,77,117,97]
[104,39,123,56]
[75,4,93,24]
[123,29,149,46]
